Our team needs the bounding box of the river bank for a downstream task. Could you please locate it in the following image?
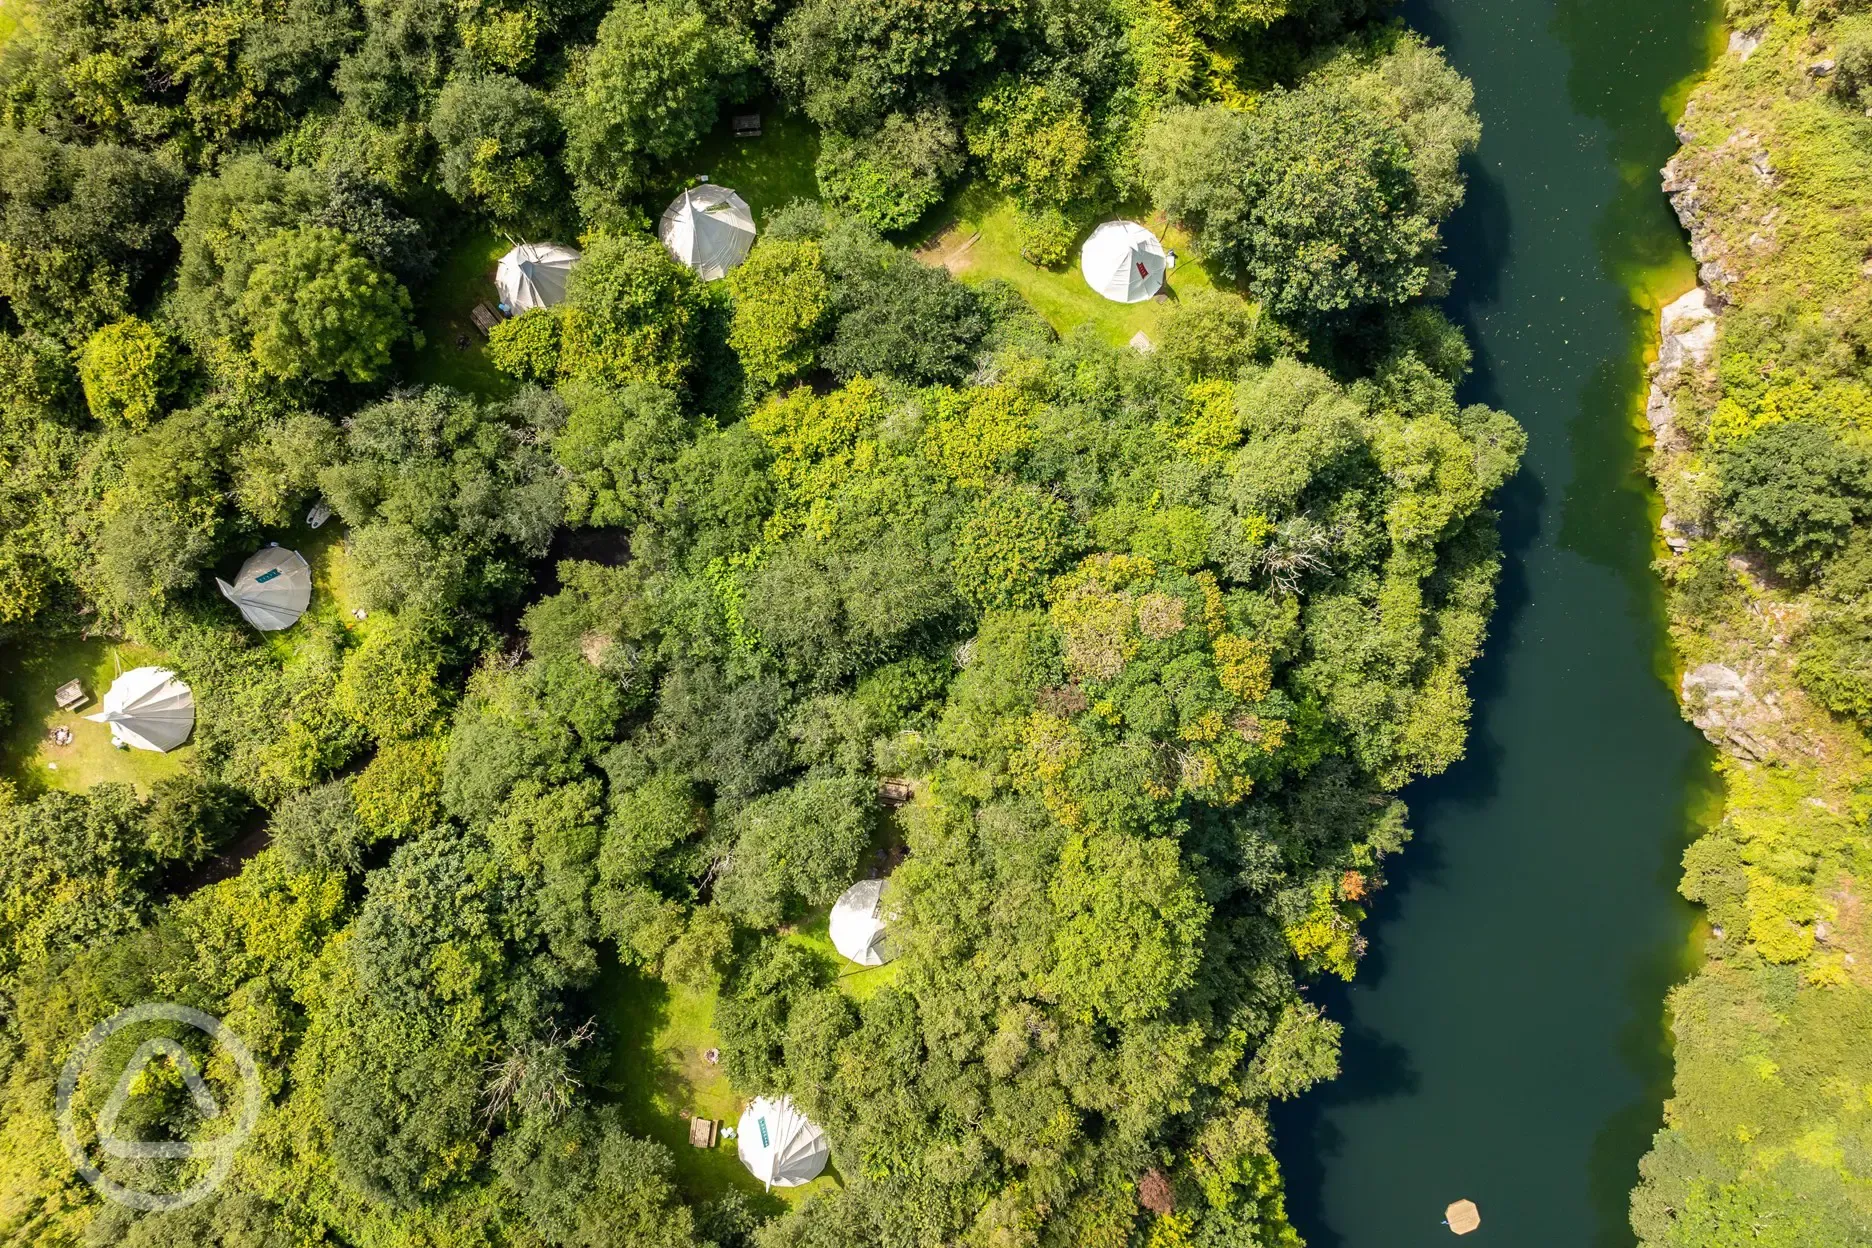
[1632,10,1872,1244]
[1273,2,1720,1244]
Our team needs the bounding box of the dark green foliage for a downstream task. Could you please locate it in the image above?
[823,233,989,385]
[269,780,371,875]
[715,940,826,1089]
[492,1108,705,1247]
[553,381,691,530]
[1146,86,1437,319]
[0,131,184,340]
[715,773,874,923]
[1715,421,1872,577]
[770,0,994,131]
[242,225,414,382]
[0,785,151,986]
[815,108,963,233]
[141,775,252,866]
[432,73,562,224]
[319,386,564,618]
[0,6,1513,1246]
[92,405,236,612]
[557,0,756,226]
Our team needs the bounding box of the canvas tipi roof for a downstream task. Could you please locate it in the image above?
[217,545,312,631]
[86,666,194,753]
[1080,220,1167,303]
[737,1096,828,1189]
[496,242,581,313]
[659,185,756,281]
[829,878,893,967]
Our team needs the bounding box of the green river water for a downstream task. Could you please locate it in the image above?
[1273,2,1725,1246]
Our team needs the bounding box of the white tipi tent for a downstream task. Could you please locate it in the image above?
[217,545,312,631]
[659,185,756,281]
[736,1096,828,1189]
[496,242,581,313]
[86,667,194,753]
[1080,220,1167,303]
[829,878,893,967]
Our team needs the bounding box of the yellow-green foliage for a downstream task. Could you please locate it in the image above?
[1281,879,1363,979]
[352,737,446,844]
[727,238,831,390]
[487,307,563,383]
[1171,380,1242,464]
[1707,350,1872,446]
[921,385,1037,488]
[1024,558,1290,827]
[748,377,893,538]
[1638,753,1872,1243]
[77,316,170,428]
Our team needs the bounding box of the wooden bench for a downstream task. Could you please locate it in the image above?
[469,302,504,338]
[688,1117,718,1148]
[53,679,86,711]
[733,113,762,138]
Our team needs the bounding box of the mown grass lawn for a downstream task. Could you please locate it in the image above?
[0,636,191,796]
[597,960,841,1212]
[786,907,902,1003]
[665,103,822,228]
[917,187,1223,347]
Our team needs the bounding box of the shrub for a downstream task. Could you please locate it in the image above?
[1714,421,1872,577]
[560,231,701,388]
[242,226,414,382]
[352,737,447,843]
[966,77,1093,207]
[489,308,564,382]
[334,623,448,742]
[1014,204,1077,268]
[952,487,1077,611]
[727,239,831,389]
[78,317,176,429]
[815,108,963,232]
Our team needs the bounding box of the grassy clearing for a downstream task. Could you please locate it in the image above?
[917,187,1222,347]
[408,230,516,399]
[0,636,191,796]
[787,909,902,1003]
[597,960,840,1211]
[670,103,822,229]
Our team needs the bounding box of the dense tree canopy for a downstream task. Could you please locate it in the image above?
[0,5,1513,1248]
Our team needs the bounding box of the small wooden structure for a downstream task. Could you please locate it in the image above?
[1445,1199,1481,1235]
[879,778,915,807]
[53,679,87,711]
[732,113,762,137]
[688,1116,718,1149]
[469,302,504,338]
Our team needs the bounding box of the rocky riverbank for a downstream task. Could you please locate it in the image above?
[1630,11,1872,1246]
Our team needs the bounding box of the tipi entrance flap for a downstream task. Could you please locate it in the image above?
[85,666,195,753]
[736,1095,829,1189]
[830,878,894,967]
[217,546,312,631]
[1080,220,1167,304]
